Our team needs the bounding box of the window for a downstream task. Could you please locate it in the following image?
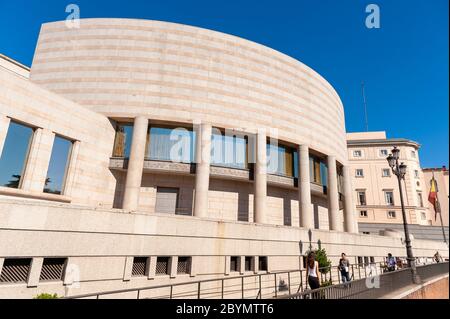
[259,257,268,272]
[230,256,239,272]
[353,150,362,158]
[362,231,370,235]
[387,211,396,219]
[177,257,191,274]
[357,191,367,206]
[0,258,31,283]
[132,257,148,277]
[364,257,369,265]
[380,149,388,157]
[355,169,364,177]
[382,169,391,177]
[357,256,363,265]
[112,123,133,158]
[421,212,427,220]
[211,131,247,169]
[360,210,368,217]
[44,136,72,195]
[411,151,416,158]
[155,187,179,214]
[39,258,67,281]
[414,170,419,179]
[155,257,170,276]
[309,156,327,185]
[0,121,34,189]
[384,191,395,206]
[244,257,253,272]
[370,257,375,264]
[148,126,195,163]
[267,143,296,177]
[417,192,424,207]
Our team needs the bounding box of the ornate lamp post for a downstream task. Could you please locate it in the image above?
[386,147,421,284]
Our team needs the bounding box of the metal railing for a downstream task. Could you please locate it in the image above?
[64,259,443,299]
[281,261,449,299]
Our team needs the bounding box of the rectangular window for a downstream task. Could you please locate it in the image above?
[380,149,388,157]
[362,231,370,235]
[309,156,325,184]
[0,121,34,189]
[387,211,396,219]
[0,258,32,283]
[155,187,179,214]
[411,151,416,158]
[259,257,268,272]
[357,256,363,265]
[245,257,253,272]
[177,257,191,274]
[148,126,195,163]
[211,131,247,169]
[382,169,391,177]
[44,135,72,195]
[132,257,148,277]
[267,143,295,177]
[112,123,133,158]
[155,257,170,276]
[364,256,369,265]
[421,212,426,220]
[417,192,424,207]
[370,257,375,264]
[360,210,368,217]
[384,191,394,205]
[39,258,67,282]
[230,256,239,272]
[414,170,419,179]
[353,150,362,157]
[355,169,364,177]
[357,191,367,206]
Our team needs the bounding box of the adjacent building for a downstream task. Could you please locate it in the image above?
[0,19,447,298]
[347,131,449,242]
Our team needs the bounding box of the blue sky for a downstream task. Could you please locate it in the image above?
[0,0,448,167]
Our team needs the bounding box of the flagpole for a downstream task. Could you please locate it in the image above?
[435,189,448,245]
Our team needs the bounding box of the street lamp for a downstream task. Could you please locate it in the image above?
[387,147,421,284]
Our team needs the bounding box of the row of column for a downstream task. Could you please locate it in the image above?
[122,117,358,233]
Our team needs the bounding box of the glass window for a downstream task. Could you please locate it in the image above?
[380,149,388,157]
[387,211,396,219]
[0,121,34,189]
[360,210,368,217]
[357,191,367,205]
[309,156,324,184]
[356,169,364,177]
[411,151,416,158]
[382,169,391,177]
[211,131,247,169]
[353,150,362,157]
[417,192,424,207]
[414,170,419,178]
[384,191,394,205]
[44,136,72,195]
[148,127,195,163]
[267,143,295,177]
[112,123,133,158]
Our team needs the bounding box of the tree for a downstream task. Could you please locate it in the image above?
[5,175,21,188]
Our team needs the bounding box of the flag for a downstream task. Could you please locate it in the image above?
[428,175,440,220]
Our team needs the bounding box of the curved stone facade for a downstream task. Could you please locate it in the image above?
[30,18,347,163]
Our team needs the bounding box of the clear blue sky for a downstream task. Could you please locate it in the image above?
[0,0,448,168]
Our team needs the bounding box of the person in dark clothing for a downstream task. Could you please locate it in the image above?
[338,253,351,283]
[386,253,396,272]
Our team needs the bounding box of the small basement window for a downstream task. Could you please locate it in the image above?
[259,257,268,272]
[177,257,191,274]
[156,257,170,276]
[132,257,148,277]
[0,258,32,283]
[245,257,253,272]
[230,256,239,272]
[39,258,67,281]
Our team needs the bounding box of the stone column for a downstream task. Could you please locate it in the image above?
[122,116,148,211]
[327,156,342,231]
[0,116,11,156]
[194,123,212,218]
[343,165,358,233]
[298,145,313,229]
[254,129,267,224]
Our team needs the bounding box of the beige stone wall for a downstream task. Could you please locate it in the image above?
[30,18,348,164]
[0,197,447,298]
[0,61,117,207]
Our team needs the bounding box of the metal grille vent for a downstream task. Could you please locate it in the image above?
[132,257,148,277]
[156,257,169,275]
[177,257,191,274]
[230,257,239,272]
[39,258,66,281]
[259,256,268,271]
[0,258,31,283]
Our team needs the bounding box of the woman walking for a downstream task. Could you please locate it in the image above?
[305,251,321,298]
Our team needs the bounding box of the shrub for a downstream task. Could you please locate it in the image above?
[34,293,59,299]
[314,248,332,274]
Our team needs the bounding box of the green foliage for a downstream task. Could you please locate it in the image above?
[321,280,332,287]
[34,293,59,299]
[315,248,332,274]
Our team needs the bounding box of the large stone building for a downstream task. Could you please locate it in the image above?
[423,167,449,228]
[347,131,449,242]
[0,19,447,298]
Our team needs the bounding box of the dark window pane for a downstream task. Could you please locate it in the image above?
[259,257,268,271]
[230,256,239,272]
[156,257,169,275]
[112,123,133,158]
[44,136,72,195]
[132,257,148,277]
[0,121,34,188]
[245,256,252,271]
[267,143,295,177]
[0,258,31,283]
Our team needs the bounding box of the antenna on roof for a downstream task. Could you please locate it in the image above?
[361,81,369,132]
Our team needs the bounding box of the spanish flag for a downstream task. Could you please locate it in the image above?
[428,175,441,220]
